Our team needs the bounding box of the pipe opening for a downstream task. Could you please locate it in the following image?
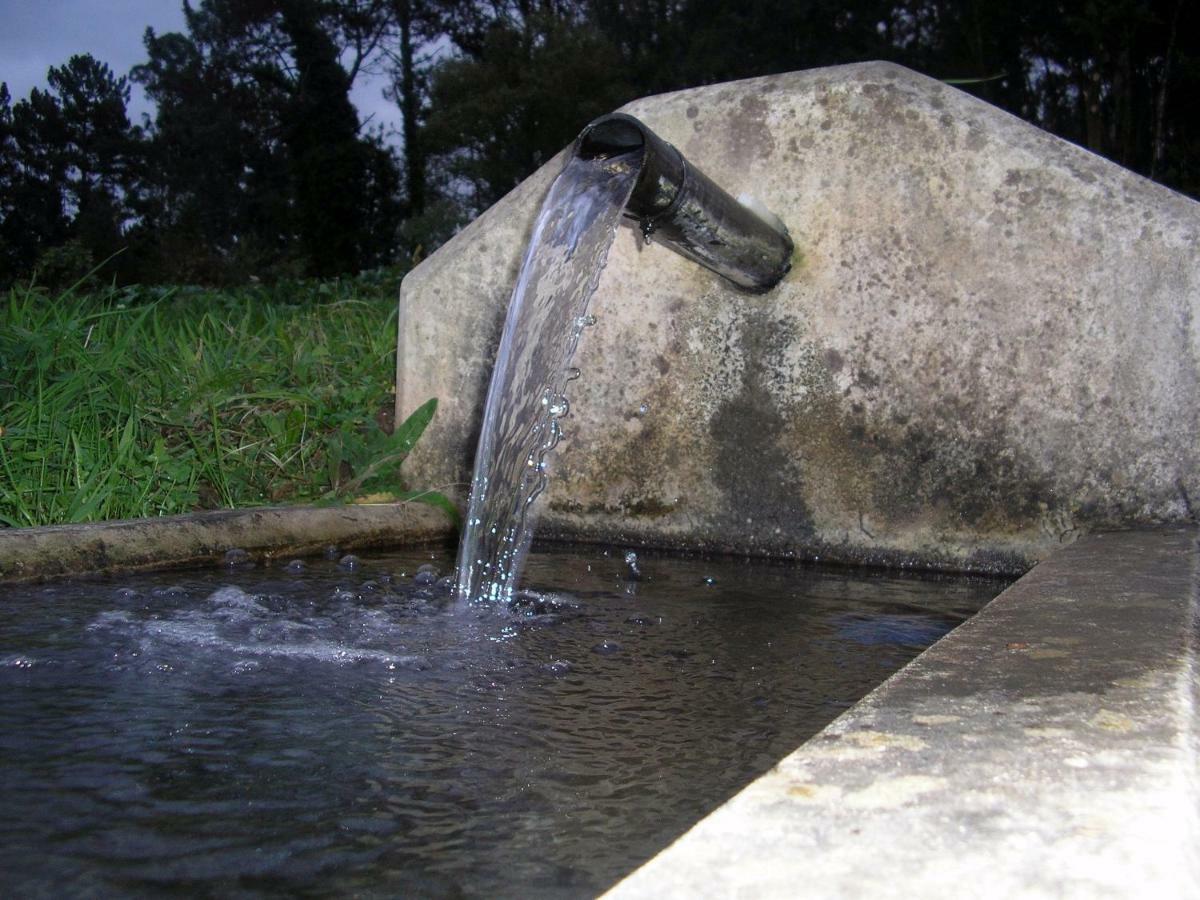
[575,117,645,159]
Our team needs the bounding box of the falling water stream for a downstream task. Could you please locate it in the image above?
[456,151,641,603]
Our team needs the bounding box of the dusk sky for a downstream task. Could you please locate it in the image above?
[0,0,401,137]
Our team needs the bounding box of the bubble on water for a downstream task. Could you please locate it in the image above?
[391,654,432,671]
[323,545,341,560]
[223,548,252,569]
[625,614,656,626]
[232,660,262,675]
[88,610,133,631]
[284,559,307,574]
[434,576,455,595]
[592,640,622,656]
[624,551,641,580]
[702,575,717,586]
[636,401,650,416]
[338,554,361,571]
[207,585,266,613]
[4,655,35,669]
[510,589,575,617]
[413,564,440,586]
[360,580,383,593]
[150,585,188,600]
[544,659,572,676]
[113,587,140,601]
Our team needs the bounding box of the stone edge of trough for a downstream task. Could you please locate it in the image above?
[605,526,1200,899]
[0,503,455,583]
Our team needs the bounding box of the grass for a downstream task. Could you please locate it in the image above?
[0,271,455,528]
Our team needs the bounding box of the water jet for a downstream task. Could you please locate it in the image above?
[454,113,796,605]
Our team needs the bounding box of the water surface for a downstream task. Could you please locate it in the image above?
[0,544,1007,897]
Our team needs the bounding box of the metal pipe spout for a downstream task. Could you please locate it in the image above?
[575,112,793,293]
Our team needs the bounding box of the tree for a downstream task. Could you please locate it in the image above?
[383,0,433,219]
[133,17,295,282]
[0,55,142,286]
[132,0,403,280]
[277,0,374,275]
[421,6,633,215]
[47,55,142,271]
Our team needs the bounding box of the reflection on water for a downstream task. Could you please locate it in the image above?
[0,544,1007,897]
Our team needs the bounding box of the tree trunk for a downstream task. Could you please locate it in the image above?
[393,0,426,217]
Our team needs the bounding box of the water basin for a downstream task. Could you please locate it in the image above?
[0,543,1008,897]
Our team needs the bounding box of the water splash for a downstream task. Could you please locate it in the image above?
[456,152,640,603]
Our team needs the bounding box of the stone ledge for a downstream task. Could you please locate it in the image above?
[0,503,454,582]
[606,527,1200,898]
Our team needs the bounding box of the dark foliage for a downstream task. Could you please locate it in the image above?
[1,0,1197,286]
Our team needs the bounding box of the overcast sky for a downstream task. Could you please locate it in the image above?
[0,0,401,137]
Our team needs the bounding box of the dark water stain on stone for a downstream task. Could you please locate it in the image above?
[710,308,815,539]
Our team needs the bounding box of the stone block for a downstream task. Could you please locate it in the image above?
[396,62,1200,574]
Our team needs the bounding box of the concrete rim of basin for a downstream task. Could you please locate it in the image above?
[0,502,454,582]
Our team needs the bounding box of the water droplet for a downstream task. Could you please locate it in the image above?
[575,313,597,328]
[703,575,717,586]
[549,397,569,418]
[526,473,549,505]
[637,401,650,416]
[565,367,581,381]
